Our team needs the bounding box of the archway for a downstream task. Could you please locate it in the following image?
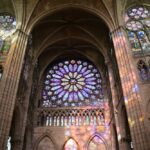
[37,136,55,150]
[88,135,106,150]
[64,138,79,150]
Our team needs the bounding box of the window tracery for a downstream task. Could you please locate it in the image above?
[88,136,106,150]
[37,108,105,127]
[125,6,150,52]
[137,60,149,81]
[0,13,16,39]
[41,59,104,108]
[64,139,78,150]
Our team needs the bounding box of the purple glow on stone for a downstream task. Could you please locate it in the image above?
[42,59,103,107]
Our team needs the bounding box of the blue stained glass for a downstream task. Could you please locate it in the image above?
[50,82,60,86]
[53,66,58,70]
[58,91,66,98]
[56,70,64,76]
[52,74,61,78]
[78,91,84,100]
[54,88,63,94]
[63,92,69,100]
[46,75,51,79]
[64,65,69,73]
[45,80,49,84]
[69,93,74,100]
[42,59,103,107]
[85,73,94,78]
[69,64,73,72]
[85,85,95,90]
[86,82,96,85]
[137,31,145,38]
[81,90,88,97]
[51,85,61,91]
[73,64,78,72]
[59,67,66,74]
[77,65,82,72]
[45,86,50,90]
[83,70,91,76]
[88,65,93,69]
[73,92,78,100]
[83,87,92,93]
[80,67,87,73]
[86,77,96,82]
[51,78,60,82]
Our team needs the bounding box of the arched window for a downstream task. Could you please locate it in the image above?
[0,13,16,39]
[0,65,3,79]
[137,60,149,81]
[37,136,55,150]
[41,59,104,108]
[64,138,78,150]
[88,136,106,150]
[125,6,150,52]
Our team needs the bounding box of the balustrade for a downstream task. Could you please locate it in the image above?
[37,108,104,127]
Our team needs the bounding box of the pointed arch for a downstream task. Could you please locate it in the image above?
[63,137,79,150]
[34,132,57,150]
[87,133,107,150]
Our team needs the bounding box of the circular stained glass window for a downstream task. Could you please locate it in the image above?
[0,13,16,31]
[127,6,149,19]
[126,21,143,31]
[42,59,103,107]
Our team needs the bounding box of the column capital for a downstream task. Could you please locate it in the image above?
[110,26,125,34]
[105,58,113,68]
[14,28,29,38]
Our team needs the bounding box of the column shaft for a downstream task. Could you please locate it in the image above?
[0,30,28,149]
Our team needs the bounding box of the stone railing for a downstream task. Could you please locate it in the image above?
[36,107,105,127]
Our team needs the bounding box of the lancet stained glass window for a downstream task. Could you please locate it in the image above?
[42,59,104,108]
[125,6,150,52]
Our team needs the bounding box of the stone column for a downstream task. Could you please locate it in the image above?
[111,26,150,150]
[106,59,121,150]
[0,29,28,149]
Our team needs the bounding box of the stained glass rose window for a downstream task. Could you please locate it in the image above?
[42,59,104,107]
[125,6,150,52]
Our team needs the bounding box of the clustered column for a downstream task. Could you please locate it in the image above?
[111,26,150,149]
[0,30,28,149]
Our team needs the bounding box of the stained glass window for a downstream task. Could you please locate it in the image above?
[0,13,16,39]
[88,136,106,150]
[41,59,104,108]
[64,139,78,150]
[125,6,150,52]
[137,60,149,81]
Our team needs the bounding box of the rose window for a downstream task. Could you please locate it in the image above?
[42,59,104,108]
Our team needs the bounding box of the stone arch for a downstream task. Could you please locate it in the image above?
[26,4,115,34]
[87,133,108,150]
[34,133,57,150]
[63,137,80,150]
